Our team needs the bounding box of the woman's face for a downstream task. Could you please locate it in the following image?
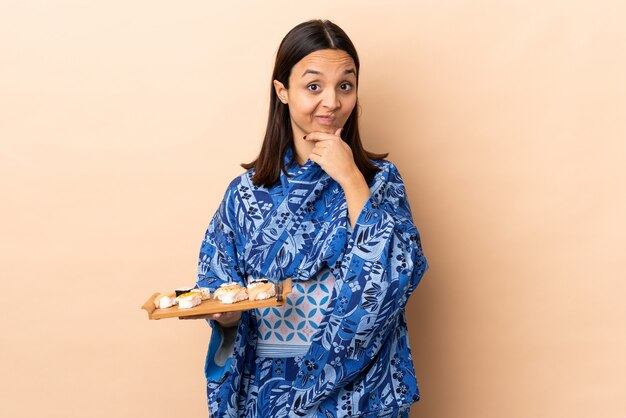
[274,49,357,138]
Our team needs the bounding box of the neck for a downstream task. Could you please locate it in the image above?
[292,132,313,166]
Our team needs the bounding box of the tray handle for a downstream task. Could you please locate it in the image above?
[141,293,159,318]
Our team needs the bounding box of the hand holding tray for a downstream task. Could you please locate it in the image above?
[141,278,292,320]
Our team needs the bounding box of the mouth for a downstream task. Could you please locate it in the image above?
[314,115,336,125]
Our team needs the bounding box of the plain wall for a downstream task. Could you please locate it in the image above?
[1,1,624,417]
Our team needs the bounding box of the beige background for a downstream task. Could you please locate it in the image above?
[1,1,624,417]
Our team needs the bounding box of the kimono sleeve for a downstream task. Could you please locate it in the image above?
[290,162,428,415]
[196,181,250,404]
[196,181,245,289]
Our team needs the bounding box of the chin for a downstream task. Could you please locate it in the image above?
[313,124,338,133]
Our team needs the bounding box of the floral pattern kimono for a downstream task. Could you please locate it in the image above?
[196,148,428,417]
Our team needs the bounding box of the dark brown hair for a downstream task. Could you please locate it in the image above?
[241,19,387,187]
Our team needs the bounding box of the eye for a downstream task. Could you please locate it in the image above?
[307,84,321,92]
[340,82,353,91]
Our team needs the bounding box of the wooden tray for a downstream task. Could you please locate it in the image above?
[141,279,292,320]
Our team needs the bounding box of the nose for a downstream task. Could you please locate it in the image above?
[321,88,340,110]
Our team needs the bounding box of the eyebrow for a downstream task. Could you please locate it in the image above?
[301,68,357,77]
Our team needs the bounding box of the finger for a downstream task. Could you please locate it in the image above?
[308,152,323,165]
[311,144,329,154]
[311,143,328,156]
[334,127,343,137]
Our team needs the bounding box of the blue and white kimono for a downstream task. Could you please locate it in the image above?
[197,148,428,418]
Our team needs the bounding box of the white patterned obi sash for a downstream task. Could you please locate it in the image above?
[255,268,335,358]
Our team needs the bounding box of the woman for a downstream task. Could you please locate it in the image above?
[195,20,428,417]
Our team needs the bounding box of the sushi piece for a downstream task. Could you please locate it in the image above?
[196,287,212,300]
[184,288,207,300]
[177,291,202,309]
[175,287,194,297]
[247,277,269,287]
[154,293,177,309]
[214,283,248,304]
[247,279,276,301]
